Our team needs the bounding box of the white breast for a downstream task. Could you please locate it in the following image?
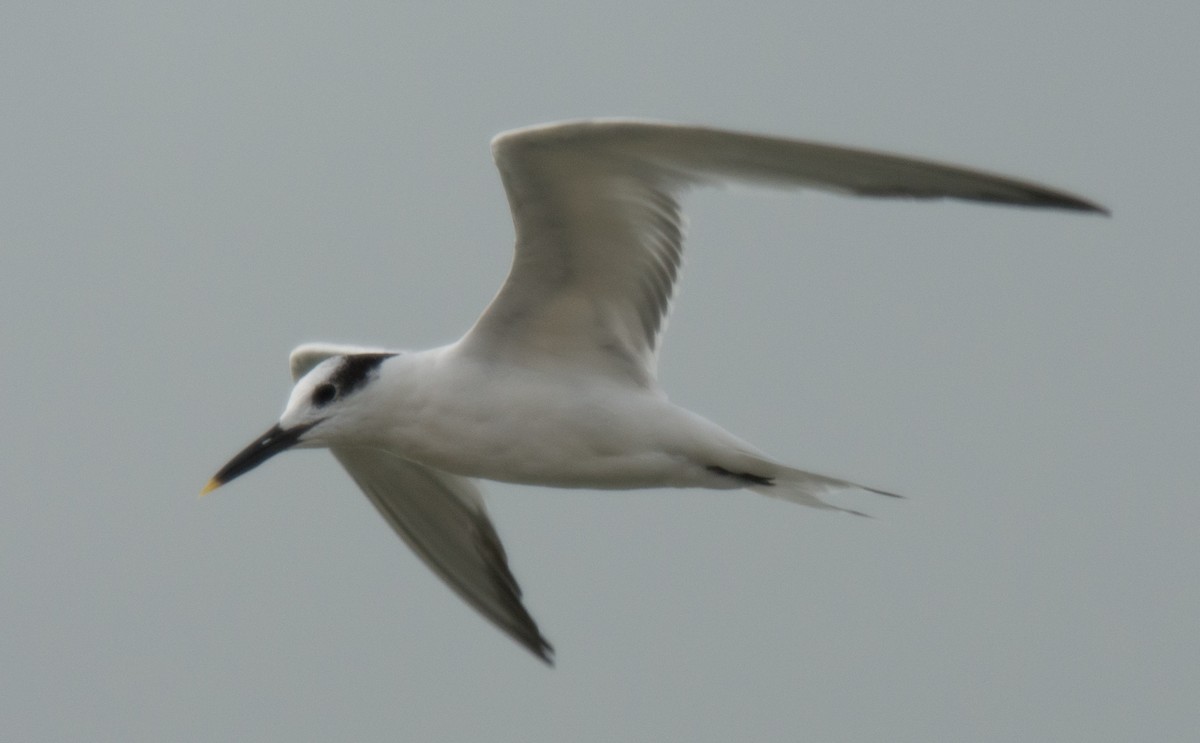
[369,344,725,489]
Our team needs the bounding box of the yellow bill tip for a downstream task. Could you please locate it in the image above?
[199,478,222,497]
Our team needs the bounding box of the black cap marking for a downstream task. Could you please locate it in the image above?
[312,353,396,408]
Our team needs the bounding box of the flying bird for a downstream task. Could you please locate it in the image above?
[203,120,1105,664]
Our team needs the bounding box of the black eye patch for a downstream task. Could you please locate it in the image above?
[314,353,396,407]
[311,383,337,407]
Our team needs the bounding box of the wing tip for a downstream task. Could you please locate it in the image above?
[1016,190,1110,216]
[863,485,905,499]
[511,612,556,666]
[531,637,556,666]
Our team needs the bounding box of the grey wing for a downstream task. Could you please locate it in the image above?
[458,119,1105,386]
[330,445,553,664]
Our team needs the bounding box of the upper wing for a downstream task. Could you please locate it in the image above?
[458,119,1105,386]
[330,445,553,664]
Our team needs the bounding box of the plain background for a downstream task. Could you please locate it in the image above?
[3,3,1196,741]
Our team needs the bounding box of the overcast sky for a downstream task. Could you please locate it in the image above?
[2,2,1197,741]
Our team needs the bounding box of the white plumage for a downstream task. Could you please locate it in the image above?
[205,120,1105,663]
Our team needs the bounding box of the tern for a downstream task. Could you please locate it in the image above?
[203,120,1105,664]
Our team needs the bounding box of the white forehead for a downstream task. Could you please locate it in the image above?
[284,356,342,412]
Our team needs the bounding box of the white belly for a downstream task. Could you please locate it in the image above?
[371,350,738,489]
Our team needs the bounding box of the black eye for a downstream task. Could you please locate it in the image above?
[311,383,337,407]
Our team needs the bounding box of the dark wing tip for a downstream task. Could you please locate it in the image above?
[509,607,556,666]
[473,519,558,666]
[531,636,556,666]
[916,184,1108,215]
[863,485,905,499]
[1011,189,1110,216]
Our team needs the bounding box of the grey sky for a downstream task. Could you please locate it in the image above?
[2,2,1196,741]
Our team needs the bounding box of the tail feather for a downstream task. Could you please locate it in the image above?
[705,435,901,516]
[745,461,902,518]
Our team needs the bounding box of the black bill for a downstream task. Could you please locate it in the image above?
[202,421,317,494]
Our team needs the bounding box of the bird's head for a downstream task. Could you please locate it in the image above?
[201,347,397,495]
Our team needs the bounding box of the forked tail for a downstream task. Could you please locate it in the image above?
[697,423,902,516]
[735,456,902,517]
